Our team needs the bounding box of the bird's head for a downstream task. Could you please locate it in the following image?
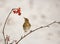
[24,17,29,22]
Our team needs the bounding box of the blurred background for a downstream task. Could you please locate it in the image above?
[0,0,60,44]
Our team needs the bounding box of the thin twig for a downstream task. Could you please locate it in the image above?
[16,21,60,44]
[6,41,8,44]
[2,9,13,44]
[9,40,15,44]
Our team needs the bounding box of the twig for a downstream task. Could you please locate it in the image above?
[9,40,15,44]
[6,41,8,44]
[16,21,60,44]
[2,9,13,44]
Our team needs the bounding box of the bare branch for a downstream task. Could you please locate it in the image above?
[2,8,21,44]
[6,41,8,44]
[2,9,13,44]
[16,21,60,44]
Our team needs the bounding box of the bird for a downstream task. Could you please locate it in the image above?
[23,17,31,32]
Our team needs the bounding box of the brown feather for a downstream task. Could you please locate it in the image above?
[23,18,31,32]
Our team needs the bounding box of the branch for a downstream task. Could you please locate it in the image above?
[2,9,13,44]
[6,41,8,44]
[16,21,60,44]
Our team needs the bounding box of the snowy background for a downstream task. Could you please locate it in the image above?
[0,0,60,44]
